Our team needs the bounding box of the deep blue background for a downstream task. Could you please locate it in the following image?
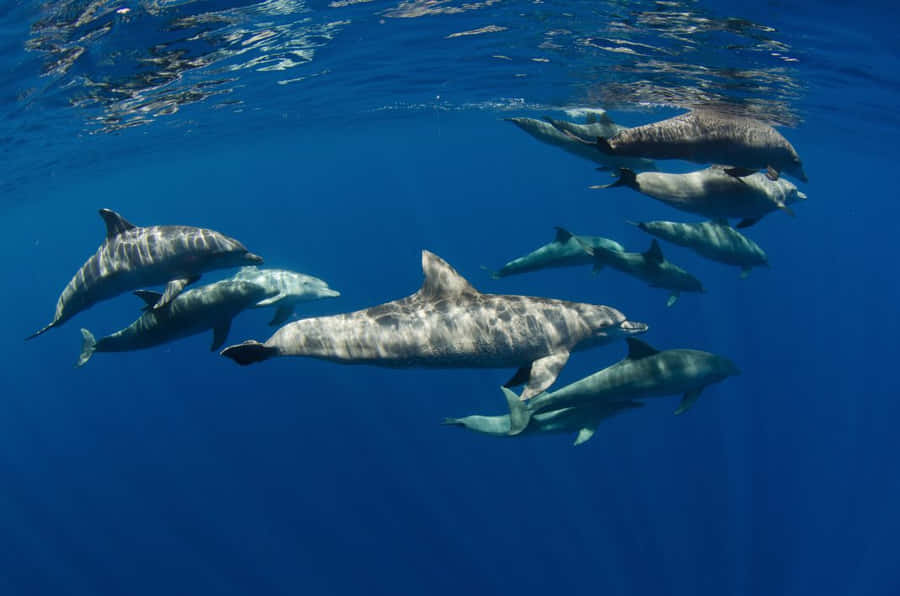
[2,107,899,595]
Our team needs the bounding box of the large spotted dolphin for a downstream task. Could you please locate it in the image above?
[76,280,274,367]
[221,250,649,401]
[596,165,806,228]
[630,219,768,278]
[231,266,341,326]
[27,209,263,339]
[566,109,807,182]
[443,388,643,446]
[483,228,624,279]
[507,338,740,435]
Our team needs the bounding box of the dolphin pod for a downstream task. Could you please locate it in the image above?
[221,250,649,401]
[27,209,263,339]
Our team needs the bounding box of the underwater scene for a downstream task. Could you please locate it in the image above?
[3,1,899,594]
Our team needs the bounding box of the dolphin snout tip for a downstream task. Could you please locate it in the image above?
[620,320,649,335]
[797,191,808,200]
[325,288,341,298]
[245,253,264,264]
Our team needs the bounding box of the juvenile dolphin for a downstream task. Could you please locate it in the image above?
[221,250,649,401]
[443,388,643,446]
[508,338,740,434]
[565,229,704,306]
[595,166,806,228]
[573,109,807,182]
[505,115,657,171]
[484,228,624,279]
[28,209,263,339]
[631,219,768,278]
[231,266,341,326]
[76,280,274,367]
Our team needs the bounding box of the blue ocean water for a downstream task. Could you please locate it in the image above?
[2,1,899,594]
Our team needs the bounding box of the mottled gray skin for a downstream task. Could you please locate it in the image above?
[508,338,740,434]
[222,251,649,401]
[572,233,704,306]
[486,228,624,279]
[505,116,657,171]
[231,266,340,325]
[28,209,263,339]
[77,280,275,367]
[597,110,807,181]
[634,219,768,275]
[444,391,642,446]
[601,165,807,223]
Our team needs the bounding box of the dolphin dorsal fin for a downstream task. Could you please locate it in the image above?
[133,290,163,308]
[419,250,478,299]
[643,239,665,264]
[553,227,574,243]
[626,337,659,360]
[99,209,137,239]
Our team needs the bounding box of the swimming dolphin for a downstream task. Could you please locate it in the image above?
[484,227,624,279]
[571,109,807,182]
[595,166,806,228]
[221,250,649,401]
[507,338,740,434]
[565,229,704,307]
[76,280,275,367]
[505,115,657,171]
[631,219,768,278]
[231,266,341,326]
[443,387,643,446]
[28,209,263,340]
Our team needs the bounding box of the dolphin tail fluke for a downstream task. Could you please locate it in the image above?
[480,265,502,280]
[503,386,532,436]
[76,329,96,368]
[26,321,56,341]
[220,340,278,366]
[590,168,637,190]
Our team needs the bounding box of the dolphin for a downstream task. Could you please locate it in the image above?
[443,387,643,446]
[231,266,341,326]
[507,337,740,434]
[221,250,649,401]
[565,229,704,307]
[76,280,275,367]
[571,109,807,182]
[595,166,807,228]
[28,209,263,340]
[505,115,657,171]
[631,219,768,278]
[484,227,624,279]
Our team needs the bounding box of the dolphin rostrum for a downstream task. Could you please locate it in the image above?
[507,337,740,435]
[595,166,806,228]
[221,250,649,401]
[443,387,643,446]
[564,229,704,307]
[505,115,657,171]
[76,280,275,367]
[231,266,341,326]
[631,219,768,278]
[571,109,807,182]
[484,227,624,279]
[28,209,263,339]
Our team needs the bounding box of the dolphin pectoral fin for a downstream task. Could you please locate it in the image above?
[778,203,796,217]
[736,217,761,229]
[220,340,277,365]
[766,165,779,181]
[503,365,532,388]
[740,266,751,279]
[155,275,201,310]
[519,349,570,401]
[666,293,679,307]
[211,319,232,351]
[724,167,757,178]
[503,387,532,436]
[255,292,285,307]
[674,387,704,415]
[268,304,294,327]
[573,426,596,446]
